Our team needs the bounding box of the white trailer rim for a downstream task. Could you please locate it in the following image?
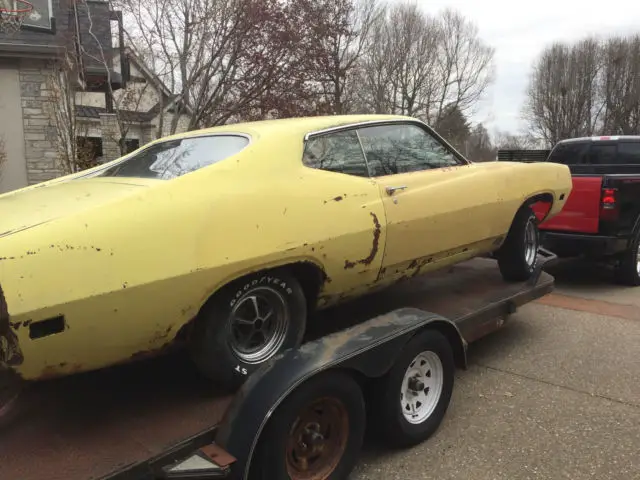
[400,351,444,425]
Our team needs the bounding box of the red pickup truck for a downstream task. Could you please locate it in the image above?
[528,136,640,285]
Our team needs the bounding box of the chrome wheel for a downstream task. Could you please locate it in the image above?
[400,351,444,425]
[228,287,289,364]
[635,243,640,276]
[524,218,538,268]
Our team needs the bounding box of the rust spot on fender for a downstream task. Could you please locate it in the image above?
[344,212,381,269]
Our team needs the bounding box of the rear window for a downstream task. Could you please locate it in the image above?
[547,142,589,165]
[99,134,250,180]
[618,142,640,164]
[588,144,617,164]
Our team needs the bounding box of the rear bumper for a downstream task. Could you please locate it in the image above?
[540,231,629,257]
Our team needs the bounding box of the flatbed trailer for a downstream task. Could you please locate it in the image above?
[0,254,556,480]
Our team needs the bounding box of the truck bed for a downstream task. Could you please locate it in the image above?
[0,258,553,480]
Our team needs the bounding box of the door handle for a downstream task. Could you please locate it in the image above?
[386,185,408,195]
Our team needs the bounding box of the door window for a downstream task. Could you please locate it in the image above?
[302,130,369,177]
[357,123,462,176]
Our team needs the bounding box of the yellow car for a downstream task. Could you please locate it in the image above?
[0,115,572,388]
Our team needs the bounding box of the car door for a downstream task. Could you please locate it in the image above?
[356,122,499,282]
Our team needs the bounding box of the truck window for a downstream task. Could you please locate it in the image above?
[547,142,589,165]
[617,142,640,164]
[588,144,617,165]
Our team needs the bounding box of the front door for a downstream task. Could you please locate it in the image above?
[356,122,500,282]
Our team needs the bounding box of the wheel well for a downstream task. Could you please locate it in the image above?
[177,261,327,343]
[422,321,467,370]
[524,192,554,221]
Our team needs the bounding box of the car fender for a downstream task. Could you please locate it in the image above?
[214,307,466,479]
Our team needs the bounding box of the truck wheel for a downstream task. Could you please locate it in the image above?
[497,206,539,282]
[251,371,365,480]
[370,330,454,449]
[189,269,307,390]
[614,229,640,286]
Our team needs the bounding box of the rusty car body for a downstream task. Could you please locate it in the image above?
[0,114,572,387]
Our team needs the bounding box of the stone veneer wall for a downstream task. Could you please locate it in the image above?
[98,113,122,161]
[19,59,62,185]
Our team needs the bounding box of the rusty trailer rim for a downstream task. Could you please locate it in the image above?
[285,396,349,480]
[228,286,289,364]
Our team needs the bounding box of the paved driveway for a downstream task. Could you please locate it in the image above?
[353,259,640,480]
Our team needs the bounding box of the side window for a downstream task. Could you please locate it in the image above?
[547,142,589,165]
[617,142,640,164]
[588,144,617,165]
[357,123,462,176]
[302,130,369,177]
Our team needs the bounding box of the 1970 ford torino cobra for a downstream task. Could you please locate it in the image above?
[0,115,572,389]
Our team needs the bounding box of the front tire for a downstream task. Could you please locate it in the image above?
[369,330,455,449]
[251,371,366,480]
[189,269,307,390]
[497,206,539,282]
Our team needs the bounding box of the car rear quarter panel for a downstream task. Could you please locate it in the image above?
[0,133,387,381]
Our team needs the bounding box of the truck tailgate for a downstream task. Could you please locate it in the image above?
[534,176,603,234]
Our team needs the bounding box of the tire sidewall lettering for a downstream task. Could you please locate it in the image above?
[228,274,294,308]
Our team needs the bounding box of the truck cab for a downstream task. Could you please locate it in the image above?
[530,136,640,285]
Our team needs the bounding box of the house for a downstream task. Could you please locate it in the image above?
[74,47,191,165]
[0,0,190,194]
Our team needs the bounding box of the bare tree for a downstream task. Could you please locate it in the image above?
[431,9,495,124]
[355,4,494,124]
[493,129,540,149]
[117,0,308,130]
[301,0,384,114]
[600,34,640,134]
[523,38,602,146]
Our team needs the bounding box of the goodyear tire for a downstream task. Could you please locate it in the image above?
[497,206,539,282]
[250,371,365,480]
[189,269,307,390]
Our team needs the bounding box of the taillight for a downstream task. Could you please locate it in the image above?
[601,188,617,209]
[600,187,619,221]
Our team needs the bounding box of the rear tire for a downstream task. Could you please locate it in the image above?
[189,269,307,390]
[369,330,455,449]
[251,371,365,480]
[614,229,640,286]
[497,206,539,282]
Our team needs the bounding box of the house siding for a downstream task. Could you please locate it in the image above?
[19,59,62,185]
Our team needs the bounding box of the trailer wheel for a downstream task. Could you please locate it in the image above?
[370,330,454,449]
[190,269,307,390]
[251,371,365,480]
[497,206,539,282]
[614,228,640,286]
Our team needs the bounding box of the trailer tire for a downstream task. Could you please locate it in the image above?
[614,228,640,286]
[497,206,539,282]
[189,269,307,390]
[370,330,454,449]
[251,371,365,480]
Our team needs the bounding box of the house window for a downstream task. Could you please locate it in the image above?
[124,139,140,154]
[77,136,104,167]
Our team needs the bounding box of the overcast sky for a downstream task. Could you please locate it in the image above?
[395,0,640,135]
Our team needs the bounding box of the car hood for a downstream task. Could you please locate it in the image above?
[0,177,159,238]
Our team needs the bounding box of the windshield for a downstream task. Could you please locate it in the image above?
[98,134,250,180]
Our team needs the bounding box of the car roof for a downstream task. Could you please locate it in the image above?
[155,114,416,143]
[557,135,640,145]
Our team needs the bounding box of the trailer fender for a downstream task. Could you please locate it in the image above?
[215,307,465,479]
